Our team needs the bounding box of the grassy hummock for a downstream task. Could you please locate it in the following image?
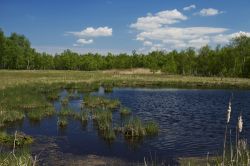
[83,95,120,109]
[119,107,131,116]
[0,149,36,166]
[0,132,33,146]
[57,117,68,128]
[27,107,55,121]
[60,97,69,106]
[123,117,146,137]
[145,121,159,135]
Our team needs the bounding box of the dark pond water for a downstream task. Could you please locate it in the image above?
[6,87,250,164]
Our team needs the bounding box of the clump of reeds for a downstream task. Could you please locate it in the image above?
[60,97,69,106]
[0,130,37,166]
[0,131,33,146]
[117,117,159,138]
[45,91,60,101]
[102,127,116,140]
[83,95,120,109]
[0,109,25,128]
[74,110,88,123]
[119,107,131,116]
[58,108,76,117]
[27,107,55,121]
[218,97,249,166]
[57,117,68,128]
[92,109,116,140]
[103,86,113,93]
[68,92,81,100]
[123,117,146,137]
[145,121,159,136]
[92,109,112,129]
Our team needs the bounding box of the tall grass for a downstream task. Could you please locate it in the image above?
[119,107,131,116]
[27,107,55,121]
[201,98,250,166]
[84,95,120,109]
[0,131,36,166]
[57,117,68,128]
[0,131,33,146]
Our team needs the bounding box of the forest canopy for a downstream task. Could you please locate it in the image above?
[0,29,250,78]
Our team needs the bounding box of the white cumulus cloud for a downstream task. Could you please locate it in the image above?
[67,26,112,47]
[69,26,112,37]
[130,8,250,52]
[183,4,196,11]
[130,9,187,31]
[198,8,223,16]
[73,39,93,46]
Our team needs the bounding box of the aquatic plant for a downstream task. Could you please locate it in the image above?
[218,99,249,166]
[0,131,33,146]
[57,117,68,128]
[74,110,88,123]
[27,107,55,121]
[0,109,25,128]
[60,97,69,106]
[123,117,146,137]
[92,109,116,140]
[119,107,131,116]
[103,86,113,93]
[84,95,120,109]
[0,148,37,166]
[58,108,76,117]
[145,121,159,136]
[68,93,81,100]
[45,91,60,101]
[102,127,116,141]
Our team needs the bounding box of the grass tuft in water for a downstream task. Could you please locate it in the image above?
[0,148,36,166]
[57,117,68,128]
[73,110,88,123]
[145,121,159,136]
[0,131,33,146]
[92,109,116,140]
[60,97,69,106]
[45,91,60,101]
[27,107,55,121]
[119,107,131,116]
[84,95,120,109]
[123,117,146,138]
[0,109,25,128]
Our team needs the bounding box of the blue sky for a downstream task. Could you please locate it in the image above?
[1,0,250,54]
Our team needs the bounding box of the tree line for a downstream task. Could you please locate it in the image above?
[0,29,250,78]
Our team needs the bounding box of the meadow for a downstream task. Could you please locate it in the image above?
[1,69,250,90]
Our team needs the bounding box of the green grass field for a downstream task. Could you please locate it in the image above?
[0,69,250,90]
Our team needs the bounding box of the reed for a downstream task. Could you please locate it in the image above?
[0,131,33,146]
[45,91,60,101]
[217,99,249,166]
[60,97,69,106]
[58,108,77,117]
[0,148,36,166]
[27,107,55,121]
[74,110,88,123]
[68,93,81,100]
[123,117,146,138]
[119,107,131,116]
[0,110,25,128]
[145,121,159,136]
[84,95,120,109]
[57,117,68,128]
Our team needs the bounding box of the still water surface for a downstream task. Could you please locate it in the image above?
[7,88,250,163]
